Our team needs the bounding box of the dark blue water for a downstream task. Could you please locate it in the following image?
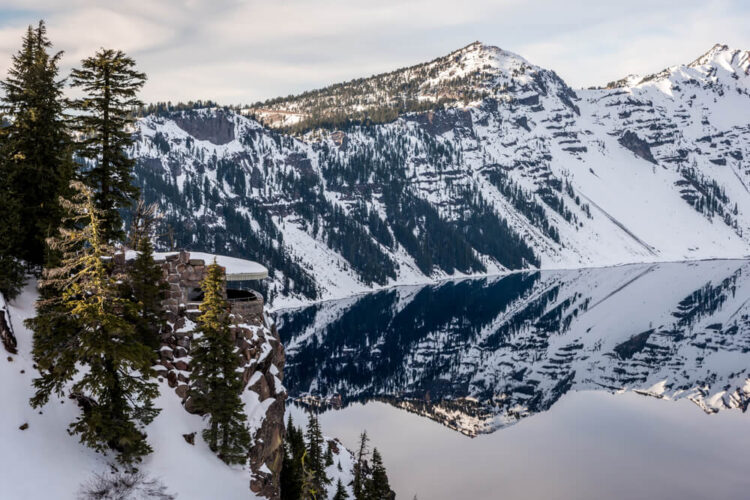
[278,261,750,499]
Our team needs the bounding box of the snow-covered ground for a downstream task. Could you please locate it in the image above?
[0,282,265,499]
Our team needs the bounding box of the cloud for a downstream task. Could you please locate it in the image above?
[0,0,747,103]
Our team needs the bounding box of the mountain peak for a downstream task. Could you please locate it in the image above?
[689,43,731,67]
[448,41,531,72]
[248,41,548,132]
[606,43,749,90]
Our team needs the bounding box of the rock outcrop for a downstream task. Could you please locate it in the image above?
[0,295,17,354]
[618,130,657,164]
[173,110,235,145]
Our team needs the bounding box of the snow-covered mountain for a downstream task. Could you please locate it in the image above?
[277,260,750,436]
[131,42,750,307]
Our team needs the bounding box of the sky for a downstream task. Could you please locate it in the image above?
[0,0,748,105]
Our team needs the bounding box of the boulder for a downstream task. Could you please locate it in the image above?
[175,384,189,399]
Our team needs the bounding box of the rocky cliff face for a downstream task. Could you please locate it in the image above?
[130,43,750,308]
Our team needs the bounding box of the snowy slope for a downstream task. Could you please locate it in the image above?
[131,43,750,307]
[0,283,281,500]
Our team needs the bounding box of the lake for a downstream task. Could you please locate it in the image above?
[277,260,750,499]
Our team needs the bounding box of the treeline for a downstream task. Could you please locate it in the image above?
[0,21,252,468]
[318,125,539,274]
[282,413,393,500]
[268,99,449,135]
[134,99,232,117]
[677,162,738,231]
[248,42,497,134]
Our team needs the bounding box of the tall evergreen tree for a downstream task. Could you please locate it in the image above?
[27,181,160,464]
[70,49,145,242]
[352,431,370,500]
[305,411,329,496]
[280,415,305,500]
[189,260,251,464]
[365,448,391,500]
[0,20,73,268]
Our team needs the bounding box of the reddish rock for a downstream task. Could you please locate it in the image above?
[183,432,196,445]
[184,396,200,415]
[175,384,189,399]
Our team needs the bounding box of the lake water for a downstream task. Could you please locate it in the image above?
[277,260,750,499]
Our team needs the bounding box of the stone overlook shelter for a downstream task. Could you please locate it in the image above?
[116,250,285,499]
[125,250,270,322]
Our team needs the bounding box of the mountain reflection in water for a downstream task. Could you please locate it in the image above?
[277,260,750,436]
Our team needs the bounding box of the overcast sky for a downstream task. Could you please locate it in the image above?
[0,0,748,105]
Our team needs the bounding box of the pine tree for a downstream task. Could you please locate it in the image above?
[281,415,305,500]
[352,431,369,500]
[299,449,321,500]
[189,260,251,464]
[70,49,146,243]
[325,442,334,467]
[305,411,329,496]
[332,478,349,500]
[0,183,25,299]
[27,181,160,464]
[0,20,73,267]
[365,448,391,500]
[123,201,167,350]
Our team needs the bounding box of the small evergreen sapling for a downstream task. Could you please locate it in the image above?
[332,479,349,500]
[123,201,168,350]
[125,234,167,350]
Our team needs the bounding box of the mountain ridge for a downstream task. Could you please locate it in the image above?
[131,42,750,307]
[246,41,578,132]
